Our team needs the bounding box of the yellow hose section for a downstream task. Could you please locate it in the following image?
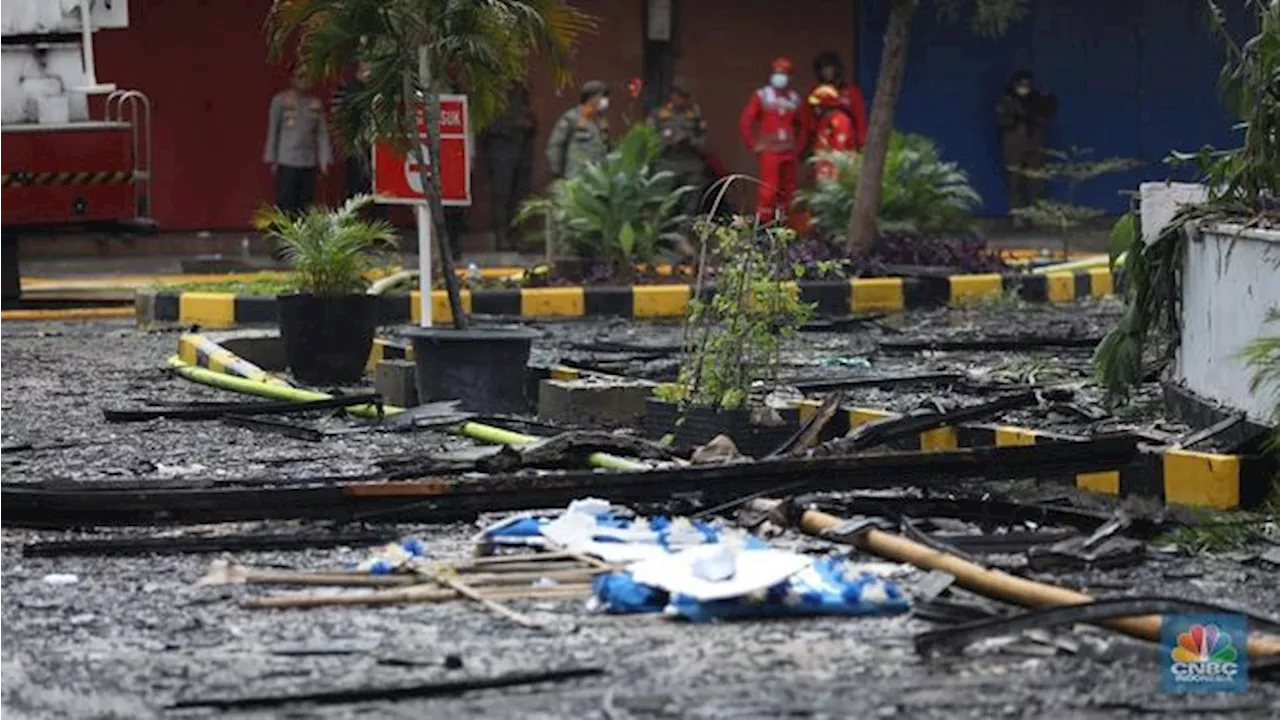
[1031,253,1126,275]
[166,357,648,471]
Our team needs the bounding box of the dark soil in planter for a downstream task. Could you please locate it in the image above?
[277,293,378,385]
[3,237,21,302]
[431,233,1009,291]
[406,326,539,414]
[788,230,1009,280]
[643,397,800,458]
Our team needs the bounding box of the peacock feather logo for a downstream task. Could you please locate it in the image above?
[1171,624,1238,664]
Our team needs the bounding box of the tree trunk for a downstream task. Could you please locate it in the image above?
[421,89,468,329]
[846,0,919,256]
[405,68,467,330]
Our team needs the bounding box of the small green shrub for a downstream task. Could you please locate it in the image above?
[676,216,814,410]
[515,124,695,278]
[252,195,399,296]
[798,132,981,238]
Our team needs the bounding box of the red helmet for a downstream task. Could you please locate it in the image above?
[771,57,793,74]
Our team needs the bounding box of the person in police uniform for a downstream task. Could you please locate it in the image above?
[647,77,707,215]
[482,82,536,250]
[545,80,610,180]
[263,70,333,216]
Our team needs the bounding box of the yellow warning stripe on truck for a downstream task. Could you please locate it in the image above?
[1,171,133,187]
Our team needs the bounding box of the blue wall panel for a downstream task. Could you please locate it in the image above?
[856,0,1247,217]
[1137,0,1246,183]
[1029,1,1142,212]
[857,1,1031,216]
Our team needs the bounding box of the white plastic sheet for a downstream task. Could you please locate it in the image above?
[626,545,811,602]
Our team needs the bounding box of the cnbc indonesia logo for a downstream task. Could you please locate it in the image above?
[1168,624,1240,685]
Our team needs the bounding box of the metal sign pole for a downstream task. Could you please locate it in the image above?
[416,45,433,329]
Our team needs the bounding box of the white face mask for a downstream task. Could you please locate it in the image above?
[1015,85,1031,97]
[596,96,610,111]
[770,73,789,89]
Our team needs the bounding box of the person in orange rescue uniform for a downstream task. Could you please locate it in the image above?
[738,57,808,223]
[807,51,867,181]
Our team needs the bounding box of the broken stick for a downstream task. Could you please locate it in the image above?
[199,562,412,587]
[243,583,593,610]
[417,567,547,628]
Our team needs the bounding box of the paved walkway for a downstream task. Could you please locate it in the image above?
[21,235,1108,280]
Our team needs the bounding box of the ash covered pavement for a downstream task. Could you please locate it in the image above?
[3,309,1280,718]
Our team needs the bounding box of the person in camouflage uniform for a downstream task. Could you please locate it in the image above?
[647,77,707,216]
[545,80,610,180]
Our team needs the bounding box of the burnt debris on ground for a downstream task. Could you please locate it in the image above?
[3,307,1279,718]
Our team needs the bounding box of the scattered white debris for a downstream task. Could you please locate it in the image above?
[627,545,811,602]
[42,573,79,585]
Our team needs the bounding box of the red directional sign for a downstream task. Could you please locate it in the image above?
[372,94,471,206]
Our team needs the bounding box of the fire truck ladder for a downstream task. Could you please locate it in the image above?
[105,90,153,220]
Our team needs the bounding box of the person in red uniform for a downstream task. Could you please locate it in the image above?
[807,85,853,182]
[807,51,867,180]
[739,57,808,223]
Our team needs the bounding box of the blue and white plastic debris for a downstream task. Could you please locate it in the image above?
[476,497,727,563]
[590,551,910,622]
[352,537,428,574]
[479,498,911,622]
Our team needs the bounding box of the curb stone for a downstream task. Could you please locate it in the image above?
[176,327,1270,511]
[137,268,1119,328]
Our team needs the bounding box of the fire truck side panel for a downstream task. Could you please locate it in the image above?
[1,125,135,226]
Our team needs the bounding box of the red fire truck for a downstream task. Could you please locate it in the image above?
[2,0,154,301]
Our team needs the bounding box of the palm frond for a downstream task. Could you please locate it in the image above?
[256,193,398,295]
[267,0,597,154]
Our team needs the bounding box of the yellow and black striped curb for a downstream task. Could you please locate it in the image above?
[2,170,133,187]
[180,330,1269,509]
[183,328,1268,512]
[544,365,1274,512]
[136,269,1118,328]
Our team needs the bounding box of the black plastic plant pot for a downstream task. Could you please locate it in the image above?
[643,397,799,458]
[405,326,539,413]
[277,293,379,385]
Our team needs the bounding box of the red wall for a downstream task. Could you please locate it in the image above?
[95,0,345,231]
[93,0,853,237]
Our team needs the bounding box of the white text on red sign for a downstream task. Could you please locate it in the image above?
[414,101,467,136]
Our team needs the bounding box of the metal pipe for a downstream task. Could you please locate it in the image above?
[166,357,649,471]
[73,0,115,94]
[1031,253,1125,275]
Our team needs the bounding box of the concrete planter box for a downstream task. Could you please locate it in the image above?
[1176,222,1280,424]
[643,398,799,458]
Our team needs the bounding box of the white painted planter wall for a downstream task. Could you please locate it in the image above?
[1139,182,1280,424]
[1176,222,1280,423]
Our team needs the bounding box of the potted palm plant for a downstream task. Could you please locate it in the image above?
[254,194,398,385]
